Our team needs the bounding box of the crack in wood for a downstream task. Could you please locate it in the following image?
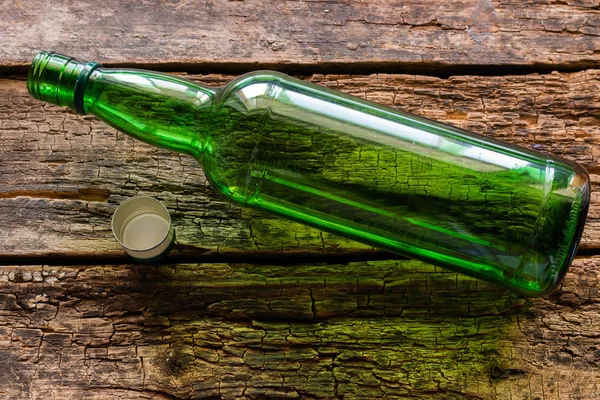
[0,189,111,202]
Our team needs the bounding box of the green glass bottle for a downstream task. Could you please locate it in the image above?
[27,51,590,296]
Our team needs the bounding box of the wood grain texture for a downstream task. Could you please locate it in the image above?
[0,257,598,399]
[3,2,600,396]
[1,70,599,258]
[1,0,600,72]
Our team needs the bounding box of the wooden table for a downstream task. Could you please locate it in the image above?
[2,1,600,398]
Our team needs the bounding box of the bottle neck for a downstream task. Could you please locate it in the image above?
[27,52,101,114]
[27,51,218,157]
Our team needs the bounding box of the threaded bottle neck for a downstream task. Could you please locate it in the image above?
[27,51,100,114]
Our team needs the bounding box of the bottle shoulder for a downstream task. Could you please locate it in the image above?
[225,70,290,89]
[217,71,289,107]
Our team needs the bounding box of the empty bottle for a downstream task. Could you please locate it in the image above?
[27,51,590,296]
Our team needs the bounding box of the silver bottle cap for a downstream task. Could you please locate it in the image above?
[111,196,174,262]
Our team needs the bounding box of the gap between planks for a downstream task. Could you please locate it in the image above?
[2,61,600,80]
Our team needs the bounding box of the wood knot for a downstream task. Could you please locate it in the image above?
[168,357,182,373]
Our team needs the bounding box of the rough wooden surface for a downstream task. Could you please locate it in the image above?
[3,1,600,399]
[1,70,599,259]
[2,0,600,73]
[0,257,599,399]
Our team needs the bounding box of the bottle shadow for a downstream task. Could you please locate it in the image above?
[134,260,525,322]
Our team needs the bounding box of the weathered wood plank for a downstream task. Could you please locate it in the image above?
[0,257,598,399]
[2,0,600,72]
[1,70,599,258]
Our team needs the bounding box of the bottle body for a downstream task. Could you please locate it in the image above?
[208,72,589,296]
[28,52,590,296]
